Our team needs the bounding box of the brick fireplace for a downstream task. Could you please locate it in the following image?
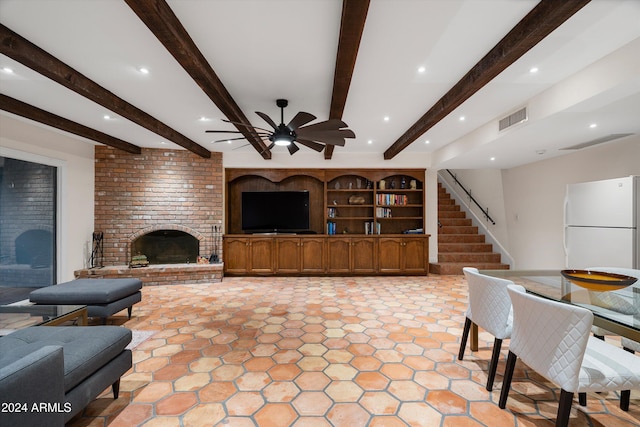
[76,147,224,285]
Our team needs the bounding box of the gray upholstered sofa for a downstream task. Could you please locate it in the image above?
[0,326,132,426]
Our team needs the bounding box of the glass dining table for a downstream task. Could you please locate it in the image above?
[473,269,640,350]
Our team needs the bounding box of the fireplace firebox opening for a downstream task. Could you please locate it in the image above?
[131,230,199,265]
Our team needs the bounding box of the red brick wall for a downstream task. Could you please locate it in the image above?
[94,147,223,266]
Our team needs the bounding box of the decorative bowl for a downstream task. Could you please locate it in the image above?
[560,269,637,291]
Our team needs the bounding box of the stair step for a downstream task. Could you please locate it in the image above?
[429,262,510,275]
[438,252,502,263]
[438,204,461,212]
[438,211,466,219]
[439,226,478,234]
[438,198,456,206]
[439,234,486,243]
[438,243,493,253]
[439,218,472,226]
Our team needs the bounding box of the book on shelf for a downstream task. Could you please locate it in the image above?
[376,193,408,206]
[327,221,337,235]
[364,221,381,235]
[376,207,392,218]
[327,207,336,218]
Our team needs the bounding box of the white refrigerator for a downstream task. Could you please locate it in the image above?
[564,176,639,269]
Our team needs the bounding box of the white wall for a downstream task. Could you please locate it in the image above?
[502,136,640,269]
[0,115,95,282]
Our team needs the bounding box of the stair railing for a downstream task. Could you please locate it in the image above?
[438,170,515,268]
[445,169,495,225]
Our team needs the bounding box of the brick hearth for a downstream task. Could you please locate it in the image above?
[74,263,223,286]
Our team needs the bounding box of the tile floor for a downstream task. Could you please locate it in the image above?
[68,275,639,427]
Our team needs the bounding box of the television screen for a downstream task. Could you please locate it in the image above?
[242,191,310,233]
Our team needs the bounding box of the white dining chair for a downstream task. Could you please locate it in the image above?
[499,285,640,426]
[458,267,522,391]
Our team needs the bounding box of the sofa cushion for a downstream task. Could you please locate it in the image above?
[30,278,142,304]
[0,326,131,392]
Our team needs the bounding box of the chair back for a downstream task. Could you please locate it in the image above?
[507,285,594,392]
[463,267,516,339]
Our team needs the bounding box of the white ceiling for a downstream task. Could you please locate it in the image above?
[1,0,639,169]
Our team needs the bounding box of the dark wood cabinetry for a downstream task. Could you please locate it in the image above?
[224,168,429,276]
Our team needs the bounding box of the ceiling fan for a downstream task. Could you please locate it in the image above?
[206,99,355,155]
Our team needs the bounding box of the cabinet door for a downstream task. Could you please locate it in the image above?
[224,238,250,274]
[351,238,377,273]
[275,238,301,274]
[403,238,428,273]
[378,237,403,273]
[249,238,274,274]
[327,238,351,273]
[301,238,325,273]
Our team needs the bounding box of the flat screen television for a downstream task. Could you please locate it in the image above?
[242,191,310,233]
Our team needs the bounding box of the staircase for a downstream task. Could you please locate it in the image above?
[429,183,509,275]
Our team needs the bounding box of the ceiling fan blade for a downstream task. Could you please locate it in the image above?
[212,136,248,143]
[255,111,278,130]
[221,119,272,134]
[296,138,325,152]
[296,119,349,133]
[295,129,355,140]
[232,143,251,150]
[301,135,346,147]
[286,112,316,131]
[259,142,276,156]
[287,142,300,155]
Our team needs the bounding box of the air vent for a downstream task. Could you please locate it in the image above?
[498,107,527,131]
[560,133,634,150]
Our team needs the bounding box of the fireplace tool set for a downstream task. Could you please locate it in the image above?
[209,225,222,263]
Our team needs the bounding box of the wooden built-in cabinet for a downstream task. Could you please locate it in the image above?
[224,168,429,276]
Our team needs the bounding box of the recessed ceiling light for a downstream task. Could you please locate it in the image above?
[529,67,539,74]
[459,116,465,121]
[424,140,430,144]
[2,67,14,74]
[417,66,426,73]
[227,140,232,144]
[490,157,496,161]
[367,140,373,144]
[383,116,390,122]
[589,123,597,128]
[160,141,166,145]
[103,114,112,120]
[137,67,149,74]
[198,116,211,122]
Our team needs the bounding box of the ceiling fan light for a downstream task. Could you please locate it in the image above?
[274,135,293,146]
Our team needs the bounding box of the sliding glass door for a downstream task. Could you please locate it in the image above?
[0,157,57,287]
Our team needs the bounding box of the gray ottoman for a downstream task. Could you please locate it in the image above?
[30,278,142,324]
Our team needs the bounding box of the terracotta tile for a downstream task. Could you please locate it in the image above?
[235,371,271,391]
[133,382,173,402]
[198,381,237,402]
[139,416,182,427]
[243,356,275,371]
[427,390,468,414]
[295,371,331,391]
[397,401,443,427]
[269,363,302,381]
[380,363,414,380]
[155,393,197,416]
[350,356,382,371]
[152,364,188,383]
[211,364,244,381]
[189,357,222,372]
[388,380,427,402]
[263,381,301,402]
[369,416,407,427]
[297,356,329,372]
[355,371,390,391]
[170,350,201,364]
[225,391,265,416]
[324,363,358,381]
[326,403,370,427]
[108,403,153,427]
[254,403,297,427]
[469,402,517,426]
[325,381,364,402]
[360,391,400,415]
[292,391,333,416]
[182,403,225,427]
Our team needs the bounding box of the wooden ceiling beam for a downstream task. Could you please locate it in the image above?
[324,0,370,160]
[383,0,591,160]
[0,94,142,154]
[125,0,271,160]
[0,23,210,158]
